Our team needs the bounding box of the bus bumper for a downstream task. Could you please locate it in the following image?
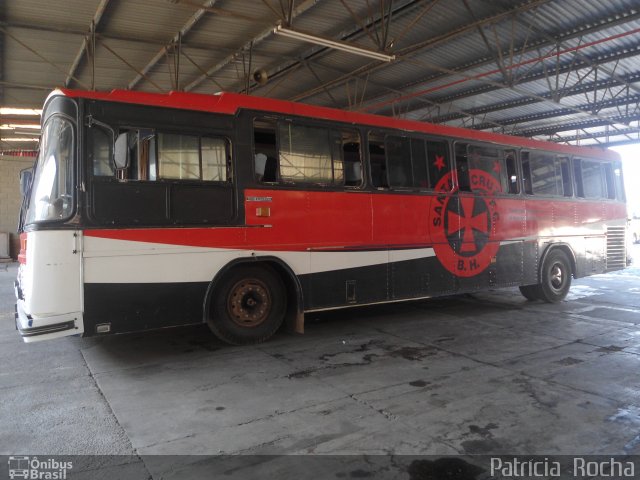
[14,299,83,343]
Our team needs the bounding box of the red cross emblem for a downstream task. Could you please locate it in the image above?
[447,197,489,254]
[430,169,500,277]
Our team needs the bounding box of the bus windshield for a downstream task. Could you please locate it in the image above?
[25,116,74,224]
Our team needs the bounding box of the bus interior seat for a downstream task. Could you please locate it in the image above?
[523,174,533,194]
[388,167,409,188]
[263,156,278,182]
[344,159,362,186]
[369,155,388,188]
[254,153,267,178]
[456,161,471,191]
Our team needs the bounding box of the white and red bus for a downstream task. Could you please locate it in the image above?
[14,89,628,344]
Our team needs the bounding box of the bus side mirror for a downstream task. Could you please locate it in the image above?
[19,168,32,196]
[114,133,129,169]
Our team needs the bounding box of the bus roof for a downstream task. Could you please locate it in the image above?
[57,88,620,161]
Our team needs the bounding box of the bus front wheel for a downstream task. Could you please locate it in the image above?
[208,265,286,345]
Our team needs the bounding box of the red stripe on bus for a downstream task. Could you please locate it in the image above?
[83,190,626,251]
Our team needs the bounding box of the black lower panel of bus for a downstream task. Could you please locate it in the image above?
[82,242,534,335]
[83,282,209,336]
[300,241,530,310]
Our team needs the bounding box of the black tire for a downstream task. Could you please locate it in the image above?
[519,284,540,301]
[537,249,572,303]
[207,265,286,345]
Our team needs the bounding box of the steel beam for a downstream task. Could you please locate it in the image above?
[423,71,640,126]
[3,21,304,60]
[583,137,640,148]
[64,0,110,88]
[550,127,639,144]
[515,114,640,137]
[468,94,640,132]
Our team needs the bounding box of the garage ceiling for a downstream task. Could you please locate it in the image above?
[2,0,640,152]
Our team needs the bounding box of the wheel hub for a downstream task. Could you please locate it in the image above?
[550,263,564,290]
[227,279,271,328]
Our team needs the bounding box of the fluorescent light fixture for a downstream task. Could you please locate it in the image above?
[0,107,42,116]
[2,137,39,142]
[273,24,395,62]
[11,131,40,136]
[0,124,40,130]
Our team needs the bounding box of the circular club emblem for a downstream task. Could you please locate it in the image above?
[430,169,500,277]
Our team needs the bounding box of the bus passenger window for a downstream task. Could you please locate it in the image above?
[115,130,138,180]
[581,160,605,199]
[89,126,113,177]
[112,129,156,181]
[278,123,333,184]
[370,133,429,190]
[155,132,228,182]
[385,136,412,188]
[138,130,156,180]
[505,150,519,194]
[427,140,449,189]
[158,133,199,180]
[411,138,428,188]
[613,161,625,202]
[148,135,157,180]
[455,143,471,192]
[527,151,562,196]
[344,157,362,187]
[336,130,362,187]
[520,152,533,195]
[467,145,509,194]
[343,151,362,186]
[368,133,388,188]
[603,163,616,200]
[521,152,533,194]
[202,137,229,182]
[559,156,572,197]
[253,119,278,182]
[330,131,344,184]
[573,159,584,198]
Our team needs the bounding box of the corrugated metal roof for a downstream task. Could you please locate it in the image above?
[2,0,640,150]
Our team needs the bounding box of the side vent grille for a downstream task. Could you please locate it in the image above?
[606,226,626,271]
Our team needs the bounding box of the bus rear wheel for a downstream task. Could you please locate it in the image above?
[537,249,572,303]
[208,265,286,345]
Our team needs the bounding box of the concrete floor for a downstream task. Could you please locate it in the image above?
[2,246,640,478]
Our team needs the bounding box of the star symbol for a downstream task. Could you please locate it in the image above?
[434,155,445,171]
[493,161,501,174]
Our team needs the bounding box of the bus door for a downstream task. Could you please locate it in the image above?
[16,110,85,341]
